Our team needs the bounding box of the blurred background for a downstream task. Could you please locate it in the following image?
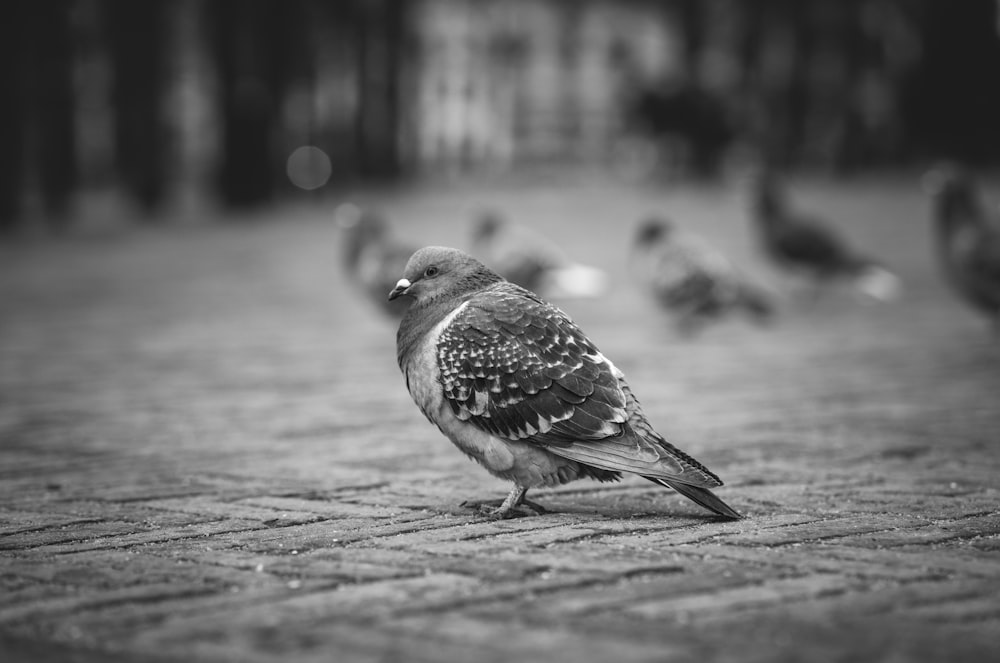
[2,0,999,232]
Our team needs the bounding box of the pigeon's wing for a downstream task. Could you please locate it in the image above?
[437,284,721,486]
[679,235,736,277]
[438,285,626,444]
[640,237,738,313]
[489,226,569,290]
[778,218,847,267]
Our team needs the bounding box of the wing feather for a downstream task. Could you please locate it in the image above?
[437,282,722,487]
[437,284,627,446]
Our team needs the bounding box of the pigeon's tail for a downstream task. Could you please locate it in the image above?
[540,263,609,299]
[850,262,902,302]
[647,477,743,519]
[736,282,775,322]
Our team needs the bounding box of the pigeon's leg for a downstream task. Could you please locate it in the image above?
[464,484,548,519]
[493,484,529,518]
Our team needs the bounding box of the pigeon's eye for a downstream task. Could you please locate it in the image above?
[425,265,439,278]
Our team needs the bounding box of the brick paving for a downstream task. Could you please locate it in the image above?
[1,177,999,662]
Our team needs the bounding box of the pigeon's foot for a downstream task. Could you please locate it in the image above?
[476,501,548,520]
[461,485,547,520]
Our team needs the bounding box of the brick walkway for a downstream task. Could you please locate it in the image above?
[2,178,999,662]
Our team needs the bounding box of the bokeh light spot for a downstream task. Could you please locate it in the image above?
[286,146,332,190]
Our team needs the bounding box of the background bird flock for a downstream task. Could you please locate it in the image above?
[333,161,999,518]
[339,163,1000,335]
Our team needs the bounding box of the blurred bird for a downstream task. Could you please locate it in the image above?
[336,203,415,317]
[749,171,901,301]
[631,217,774,333]
[470,210,608,299]
[924,164,1000,329]
[390,246,741,520]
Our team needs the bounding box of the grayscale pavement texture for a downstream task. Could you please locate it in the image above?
[2,177,998,662]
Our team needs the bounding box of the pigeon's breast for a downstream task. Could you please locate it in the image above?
[400,299,572,485]
[402,301,469,421]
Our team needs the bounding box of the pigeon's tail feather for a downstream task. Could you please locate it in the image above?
[736,283,775,322]
[647,477,743,519]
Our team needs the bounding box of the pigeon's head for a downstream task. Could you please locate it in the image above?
[634,217,675,246]
[388,246,503,303]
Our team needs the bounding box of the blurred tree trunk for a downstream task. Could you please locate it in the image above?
[354,0,405,179]
[0,1,76,231]
[908,0,1000,163]
[208,0,292,207]
[778,0,811,168]
[33,0,77,223]
[675,0,703,74]
[106,0,168,212]
[0,1,28,230]
[313,3,362,182]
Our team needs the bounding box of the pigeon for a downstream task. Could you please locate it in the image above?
[924,164,1000,328]
[470,210,608,299]
[749,171,901,301]
[336,203,415,317]
[631,217,774,333]
[390,245,741,520]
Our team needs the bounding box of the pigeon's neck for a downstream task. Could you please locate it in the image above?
[396,289,480,369]
[396,263,505,369]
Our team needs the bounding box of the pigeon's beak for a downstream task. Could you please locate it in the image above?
[388,278,412,301]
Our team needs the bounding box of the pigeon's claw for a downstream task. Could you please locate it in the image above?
[462,485,546,519]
